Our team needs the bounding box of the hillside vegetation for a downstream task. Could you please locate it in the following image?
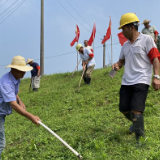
[2,67,160,160]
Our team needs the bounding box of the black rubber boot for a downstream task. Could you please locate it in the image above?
[124,112,134,133]
[124,112,132,121]
[35,88,38,92]
[83,77,87,83]
[132,113,144,140]
[86,78,91,85]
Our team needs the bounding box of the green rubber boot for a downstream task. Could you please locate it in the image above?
[132,113,144,140]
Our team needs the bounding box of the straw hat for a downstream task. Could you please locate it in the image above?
[26,59,34,64]
[5,56,33,72]
[142,19,151,24]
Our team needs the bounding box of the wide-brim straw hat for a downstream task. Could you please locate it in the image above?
[142,19,151,24]
[5,56,33,72]
[26,59,34,64]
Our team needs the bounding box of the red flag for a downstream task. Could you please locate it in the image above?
[101,18,111,44]
[117,32,128,46]
[70,25,80,47]
[88,22,96,46]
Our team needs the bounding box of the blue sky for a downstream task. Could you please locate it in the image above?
[0,0,159,78]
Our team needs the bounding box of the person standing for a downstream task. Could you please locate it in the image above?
[0,55,41,158]
[26,59,41,92]
[113,13,160,141]
[84,40,93,52]
[141,19,159,43]
[76,44,95,85]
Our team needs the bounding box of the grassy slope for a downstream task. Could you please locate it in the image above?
[2,67,160,160]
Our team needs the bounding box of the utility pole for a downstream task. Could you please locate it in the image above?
[111,34,113,65]
[40,0,44,76]
[103,36,106,68]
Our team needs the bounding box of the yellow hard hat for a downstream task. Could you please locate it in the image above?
[76,44,83,51]
[118,13,139,29]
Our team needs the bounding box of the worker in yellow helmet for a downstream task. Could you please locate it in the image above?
[76,43,96,85]
[112,13,160,142]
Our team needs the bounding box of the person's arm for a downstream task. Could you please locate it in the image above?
[112,59,125,70]
[10,101,41,124]
[112,45,125,70]
[82,60,86,70]
[37,69,40,77]
[146,36,160,90]
[86,50,94,65]
[16,94,25,109]
[36,66,41,77]
[87,56,93,63]
[152,58,160,90]
[154,33,158,43]
[153,26,158,43]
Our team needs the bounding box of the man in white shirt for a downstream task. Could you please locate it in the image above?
[113,13,160,141]
[76,44,96,85]
[84,40,93,52]
[141,19,159,43]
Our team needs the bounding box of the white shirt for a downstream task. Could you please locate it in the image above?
[84,46,92,51]
[119,33,156,85]
[80,48,96,68]
[141,26,157,40]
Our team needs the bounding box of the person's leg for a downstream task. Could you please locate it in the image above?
[34,76,41,91]
[119,85,134,132]
[0,116,5,159]
[119,85,133,116]
[131,84,149,140]
[85,65,95,84]
[31,77,35,91]
[83,68,87,83]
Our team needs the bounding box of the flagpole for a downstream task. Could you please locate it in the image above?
[77,42,78,71]
[110,16,113,66]
[93,39,94,54]
[111,34,113,65]
[93,20,95,54]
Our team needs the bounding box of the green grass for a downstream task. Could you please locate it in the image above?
[2,67,160,160]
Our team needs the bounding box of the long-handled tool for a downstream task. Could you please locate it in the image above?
[29,81,32,92]
[77,66,86,92]
[38,121,83,159]
[72,59,81,78]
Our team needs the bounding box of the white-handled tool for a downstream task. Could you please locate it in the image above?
[38,121,83,159]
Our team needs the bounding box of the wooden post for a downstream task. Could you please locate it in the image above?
[103,35,106,68]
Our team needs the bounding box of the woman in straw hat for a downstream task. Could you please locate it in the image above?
[26,59,41,92]
[141,19,159,43]
[0,55,41,158]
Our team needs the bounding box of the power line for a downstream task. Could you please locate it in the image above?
[66,0,103,37]
[0,45,104,67]
[0,0,25,20]
[65,0,120,43]
[57,0,102,40]
[0,0,8,8]
[0,43,120,67]
[36,45,103,60]
[0,0,26,24]
[0,0,19,17]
